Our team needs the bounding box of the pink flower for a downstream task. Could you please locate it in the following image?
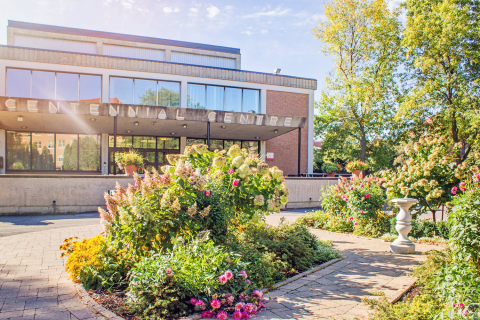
[201,310,215,318]
[204,190,211,196]
[216,310,227,320]
[350,186,354,190]
[360,184,365,188]
[196,300,206,310]
[342,195,348,202]
[459,303,465,311]
[241,311,250,319]
[451,186,458,195]
[189,176,196,184]
[238,270,248,279]
[260,302,266,309]
[232,311,243,319]
[190,298,198,305]
[207,167,211,172]
[459,182,466,191]
[233,179,240,187]
[228,168,235,175]
[246,279,251,285]
[354,221,359,226]
[365,194,370,199]
[252,289,263,298]
[360,210,364,214]
[348,216,354,221]
[245,303,256,314]
[168,272,174,277]
[219,274,228,283]
[211,299,221,309]
[166,268,172,274]
[225,270,233,280]
[235,302,245,311]
[474,174,480,182]
[227,295,234,304]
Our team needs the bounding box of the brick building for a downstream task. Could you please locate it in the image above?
[0,21,316,177]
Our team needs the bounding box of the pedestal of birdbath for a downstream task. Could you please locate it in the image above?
[391,198,418,254]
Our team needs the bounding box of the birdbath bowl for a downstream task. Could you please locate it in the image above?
[390,198,418,254]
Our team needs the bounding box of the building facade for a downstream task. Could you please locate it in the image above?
[0,21,316,177]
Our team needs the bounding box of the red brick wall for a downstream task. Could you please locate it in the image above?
[266,90,309,176]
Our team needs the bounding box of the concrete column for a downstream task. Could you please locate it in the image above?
[307,91,314,174]
[236,56,241,70]
[101,133,109,175]
[165,49,171,62]
[0,129,5,174]
[260,141,266,160]
[102,72,109,103]
[7,27,14,46]
[180,136,187,154]
[0,62,6,96]
[180,81,188,109]
[391,198,418,254]
[260,89,267,114]
[97,41,103,55]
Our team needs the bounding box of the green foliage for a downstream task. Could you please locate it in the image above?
[127,236,247,319]
[449,183,480,270]
[345,160,369,172]
[410,219,450,239]
[363,292,447,320]
[312,0,404,162]
[321,161,343,173]
[226,220,342,288]
[114,149,144,167]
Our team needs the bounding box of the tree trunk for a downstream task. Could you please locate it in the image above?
[360,127,367,162]
[431,209,436,224]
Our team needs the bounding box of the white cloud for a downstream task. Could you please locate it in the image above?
[121,0,134,9]
[261,29,268,34]
[163,6,179,13]
[243,6,290,18]
[207,5,220,18]
[188,7,198,16]
[242,31,253,35]
[225,5,234,10]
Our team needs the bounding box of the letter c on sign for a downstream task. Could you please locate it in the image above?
[208,112,217,122]
[5,99,16,111]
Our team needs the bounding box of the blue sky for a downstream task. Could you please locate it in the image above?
[0,0,339,100]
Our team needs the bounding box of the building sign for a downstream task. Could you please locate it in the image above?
[266,153,274,161]
[0,97,306,128]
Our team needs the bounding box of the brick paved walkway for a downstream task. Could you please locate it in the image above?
[0,221,440,320]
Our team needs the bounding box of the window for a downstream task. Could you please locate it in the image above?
[135,79,157,106]
[6,69,30,98]
[110,77,133,104]
[6,68,101,101]
[110,77,180,106]
[158,81,180,107]
[187,84,260,113]
[6,131,100,172]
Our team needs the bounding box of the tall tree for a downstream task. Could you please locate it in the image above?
[400,0,480,162]
[313,0,403,163]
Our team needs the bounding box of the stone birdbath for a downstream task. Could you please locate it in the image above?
[391,198,418,254]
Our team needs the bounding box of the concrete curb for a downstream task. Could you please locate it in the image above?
[388,278,418,304]
[268,256,344,291]
[75,284,124,320]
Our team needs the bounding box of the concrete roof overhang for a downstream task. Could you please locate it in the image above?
[0,97,306,141]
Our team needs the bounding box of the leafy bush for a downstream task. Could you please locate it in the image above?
[226,221,342,288]
[345,160,369,171]
[99,144,288,257]
[115,149,144,167]
[59,236,132,290]
[127,235,262,319]
[321,162,343,173]
[410,218,450,239]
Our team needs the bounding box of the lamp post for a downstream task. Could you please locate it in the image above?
[391,198,418,254]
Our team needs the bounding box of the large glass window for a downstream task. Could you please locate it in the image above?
[6,131,100,172]
[135,79,157,105]
[110,77,133,104]
[108,135,180,174]
[243,89,260,113]
[56,73,79,101]
[32,71,55,99]
[80,75,102,101]
[6,68,101,101]
[187,84,206,109]
[6,69,31,98]
[206,86,224,111]
[187,84,260,113]
[158,81,180,107]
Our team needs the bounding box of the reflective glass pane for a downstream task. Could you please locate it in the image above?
[187,138,205,146]
[6,69,31,98]
[158,152,165,164]
[110,77,133,104]
[242,89,260,113]
[32,71,55,99]
[224,140,236,151]
[116,136,133,148]
[187,84,206,109]
[79,135,100,171]
[56,73,79,101]
[32,133,54,170]
[157,138,165,149]
[158,81,180,107]
[134,136,156,149]
[165,138,179,149]
[56,134,78,170]
[242,141,259,155]
[7,132,31,170]
[206,86,224,110]
[135,79,157,105]
[146,152,155,163]
[80,75,102,102]
[209,139,223,151]
[225,88,242,112]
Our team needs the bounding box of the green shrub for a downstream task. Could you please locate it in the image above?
[410,218,450,239]
[227,221,341,288]
[353,215,390,238]
[127,236,250,319]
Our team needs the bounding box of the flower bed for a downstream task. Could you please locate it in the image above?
[60,144,341,320]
